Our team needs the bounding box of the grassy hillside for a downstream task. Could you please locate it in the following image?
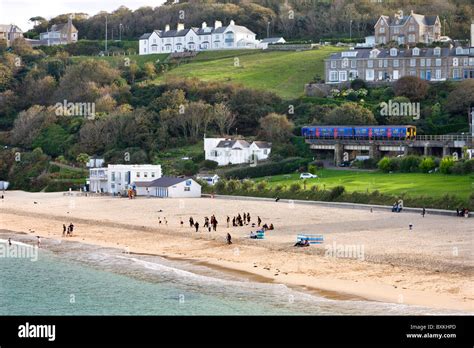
[155,47,342,99]
[71,53,169,68]
[255,169,473,199]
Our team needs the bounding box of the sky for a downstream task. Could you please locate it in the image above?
[0,0,166,31]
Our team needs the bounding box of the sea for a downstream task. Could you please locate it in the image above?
[0,231,467,316]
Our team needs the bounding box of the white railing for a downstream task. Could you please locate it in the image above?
[415,135,473,142]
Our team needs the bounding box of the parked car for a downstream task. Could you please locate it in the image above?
[300,173,318,179]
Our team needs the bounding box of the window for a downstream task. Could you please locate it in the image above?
[390,48,397,57]
[410,59,416,67]
[408,34,416,43]
[435,58,441,67]
[263,149,268,155]
[111,172,115,181]
[351,60,356,68]
[453,68,460,79]
[184,187,190,191]
[412,47,420,56]
[426,59,431,67]
[456,47,463,55]
[329,71,338,82]
[144,172,148,178]
[409,25,415,32]
[435,69,441,79]
[378,59,383,68]
[136,172,140,178]
[151,172,155,178]
[420,58,425,67]
[366,69,374,81]
[470,58,474,66]
[453,58,458,67]
[367,60,373,68]
[380,27,385,33]
[393,59,399,67]
[342,58,349,68]
[463,58,468,66]
[394,27,399,34]
[384,59,388,68]
[339,71,347,82]
[331,60,337,69]
[434,47,441,56]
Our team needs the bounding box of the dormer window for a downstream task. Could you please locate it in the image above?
[370,49,380,58]
[455,46,463,55]
[390,48,397,57]
[412,47,420,56]
[434,47,441,56]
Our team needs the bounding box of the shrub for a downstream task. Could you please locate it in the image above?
[273,184,285,193]
[226,179,241,192]
[289,183,301,193]
[350,78,367,90]
[329,185,345,200]
[378,157,394,172]
[255,181,268,191]
[399,155,421,173]
[462,159,474,174]
[241,179,254,191]
[200,159,218,170]
[439,156,455,174]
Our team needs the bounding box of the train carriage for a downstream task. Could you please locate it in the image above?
[302,125,417,140]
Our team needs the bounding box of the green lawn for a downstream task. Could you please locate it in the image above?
[255,169,473,199]
[155,47,342,99]
[71,54,169,68]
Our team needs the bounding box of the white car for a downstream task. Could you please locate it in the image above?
[300,173,318,179]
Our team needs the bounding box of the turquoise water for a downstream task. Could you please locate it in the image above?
[0,232,466,315]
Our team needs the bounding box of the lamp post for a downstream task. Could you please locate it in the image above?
[105,15,108,53]
[119,23,123,41]
[267,21,270,38]
[350,19,353,40]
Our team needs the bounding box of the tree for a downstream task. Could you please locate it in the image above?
[439,156,454,174]
[324,102,376,125]
[213,103,235,136]
[0,63,13,92]
[258,113,294,143]
[143,62,156,80]
[419,157,436,173]
[445,79,474,114]
[32,124,70,157]
[393,76,428,102]
[76,153,90,167]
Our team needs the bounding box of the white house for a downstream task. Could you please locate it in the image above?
[39,17,78,46]
[88,164,162,194]
[135,177,201,198]
[204,138,272,166]
[139,20,259,55]
[86,156,105,168]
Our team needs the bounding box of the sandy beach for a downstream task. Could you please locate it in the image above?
[0,191,472,312]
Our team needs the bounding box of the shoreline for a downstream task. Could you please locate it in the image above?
[0,191,472,312]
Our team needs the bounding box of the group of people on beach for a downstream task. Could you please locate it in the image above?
[62,223,75,237]
[456,208,470,218]
[391,200,403,213]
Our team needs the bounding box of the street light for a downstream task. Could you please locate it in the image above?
[349,19,353,40]
[105,15,108,53]
[267,21,270,38]
[119,23,123,41]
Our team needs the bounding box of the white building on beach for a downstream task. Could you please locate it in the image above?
[204,138,272,166]
[139,20,259,55]
[88,164,162,194]
[135,177,201,198]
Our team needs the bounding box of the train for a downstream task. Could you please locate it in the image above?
[301,125,417,140]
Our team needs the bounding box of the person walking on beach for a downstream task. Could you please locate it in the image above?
[257,216,261,227]
[243,213,247,225]
[195,221,199,232]
[189,217,194,227]
[37,236,41,248]
[422,207,426,218]
[212,219,218,232]
[232,216,236,227]
[204,217,209,229]
[226,216,230,228]
[247,213,251,224]
[68,223,74,236]
[226,233,232,245]
[8,238,12,246]
[62,224,66,237]
[409,223,413,230]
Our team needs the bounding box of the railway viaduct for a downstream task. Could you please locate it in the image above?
[305,135,473,165]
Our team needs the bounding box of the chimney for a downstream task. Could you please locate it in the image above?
[165,24,170,32]
[214,20,222,29]
[202,22,207,29]
[67,15,73,43]
[177,23,184,31]
[230,20,235,26]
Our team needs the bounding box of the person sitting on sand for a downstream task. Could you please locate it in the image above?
[249,231,257,239]
[268,223,274,230]
[294,239,309,247]
[262,223,268,231]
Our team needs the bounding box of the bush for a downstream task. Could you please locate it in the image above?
[255,181,268,191]
[289,183,301,193]
[419,157,436,173]
[350,78,367,90]
[399,155,421,173]
[200,159,218,170]
[329,186,345,200]
[439,157,455,174]
[378,157,395,172]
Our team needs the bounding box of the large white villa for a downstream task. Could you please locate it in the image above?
[204,138,272,166]
[139,20,259,55]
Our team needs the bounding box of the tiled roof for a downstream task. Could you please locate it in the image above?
[328,47,474,60]
[135,177,191,188]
